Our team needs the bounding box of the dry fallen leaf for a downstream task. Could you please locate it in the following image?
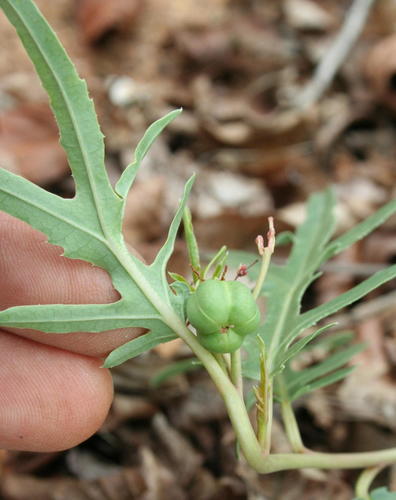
[0,103,69,186]
[122,176,166,246]
[283,0,334,31]
[75,0,142,44]
[364,33,396,113]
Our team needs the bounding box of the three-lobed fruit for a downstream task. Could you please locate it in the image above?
[186,279,260,353]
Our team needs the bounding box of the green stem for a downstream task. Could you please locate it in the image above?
[255,342,273,453]
[355,465,386,500]
[257,449,396,474]
[262,383,273,454]
[182,207,201,281]
[214,353,228,374]
[203,245,228,279]
[252,247,272,300]
[256,403,266,449]
[230,350,243,397]
[163,308,396,474]
[281,400,305,453]
[169,316,264,469]
[114,244,396,475]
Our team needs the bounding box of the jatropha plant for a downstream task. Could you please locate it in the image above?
[1,1,396,498]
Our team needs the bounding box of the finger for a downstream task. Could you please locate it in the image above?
[0,212,141,357]
[0,331,113,452]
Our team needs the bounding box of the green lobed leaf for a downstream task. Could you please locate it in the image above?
[300,330,355,352]
[242,189,337,380]
[287,343,364,394]
[0,0,193,363]
[116,109,182,199]
[283,342,365,402]
[0,0,122,235]
[151,176,195,298]
[293,264,396,338]
[289,365,354,401]
[272,323,337,376]
[104,331,177,368]
[242,187,396,394]
[327,198,396,259]
[0,301,165,333]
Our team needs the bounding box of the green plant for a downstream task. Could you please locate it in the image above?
[186,279,261,353]
[1,0,396,494]
[354,466,396,499]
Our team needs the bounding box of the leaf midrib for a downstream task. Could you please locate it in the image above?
[2,1,187,338]
[9,1,110,241]
[1,184,106,245]
[267,211,329,372]
[2,313,161,325]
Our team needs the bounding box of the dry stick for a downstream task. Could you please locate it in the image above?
[295,0,376,110]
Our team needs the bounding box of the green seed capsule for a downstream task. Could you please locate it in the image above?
[186,279,260,353]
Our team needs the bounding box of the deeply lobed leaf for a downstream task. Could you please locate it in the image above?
[240,189,396,404]
[0,0,192,362]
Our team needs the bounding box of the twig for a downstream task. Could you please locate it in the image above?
[295,0,376,110]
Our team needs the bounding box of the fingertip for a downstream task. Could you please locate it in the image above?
[0,332,114,452]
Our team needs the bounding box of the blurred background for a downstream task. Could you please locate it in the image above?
[1,0,396,498]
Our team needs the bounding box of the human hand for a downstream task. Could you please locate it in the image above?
[0,212,139,452]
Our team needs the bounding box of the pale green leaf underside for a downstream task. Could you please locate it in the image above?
[116,109,182,199]
[1,0,396,378]
[0,0,193,359]
[0,174,194,337]
[104,331,177,368]
[0,0,122,236]
[0,301,165,333]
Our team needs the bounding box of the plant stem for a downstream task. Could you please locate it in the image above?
[230,349,243,397]
[258,449,396,474]
[263,383,273,454]
[214,353,228,374]
[355,465,386,500]
[281,400,305,453]
[170,317,265,469]
[255,342,273,453]
[115,242,396,475]
[183,207,201,282]
[164,308,396,474]
[253,249,272,300]
[203,245,228,279]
